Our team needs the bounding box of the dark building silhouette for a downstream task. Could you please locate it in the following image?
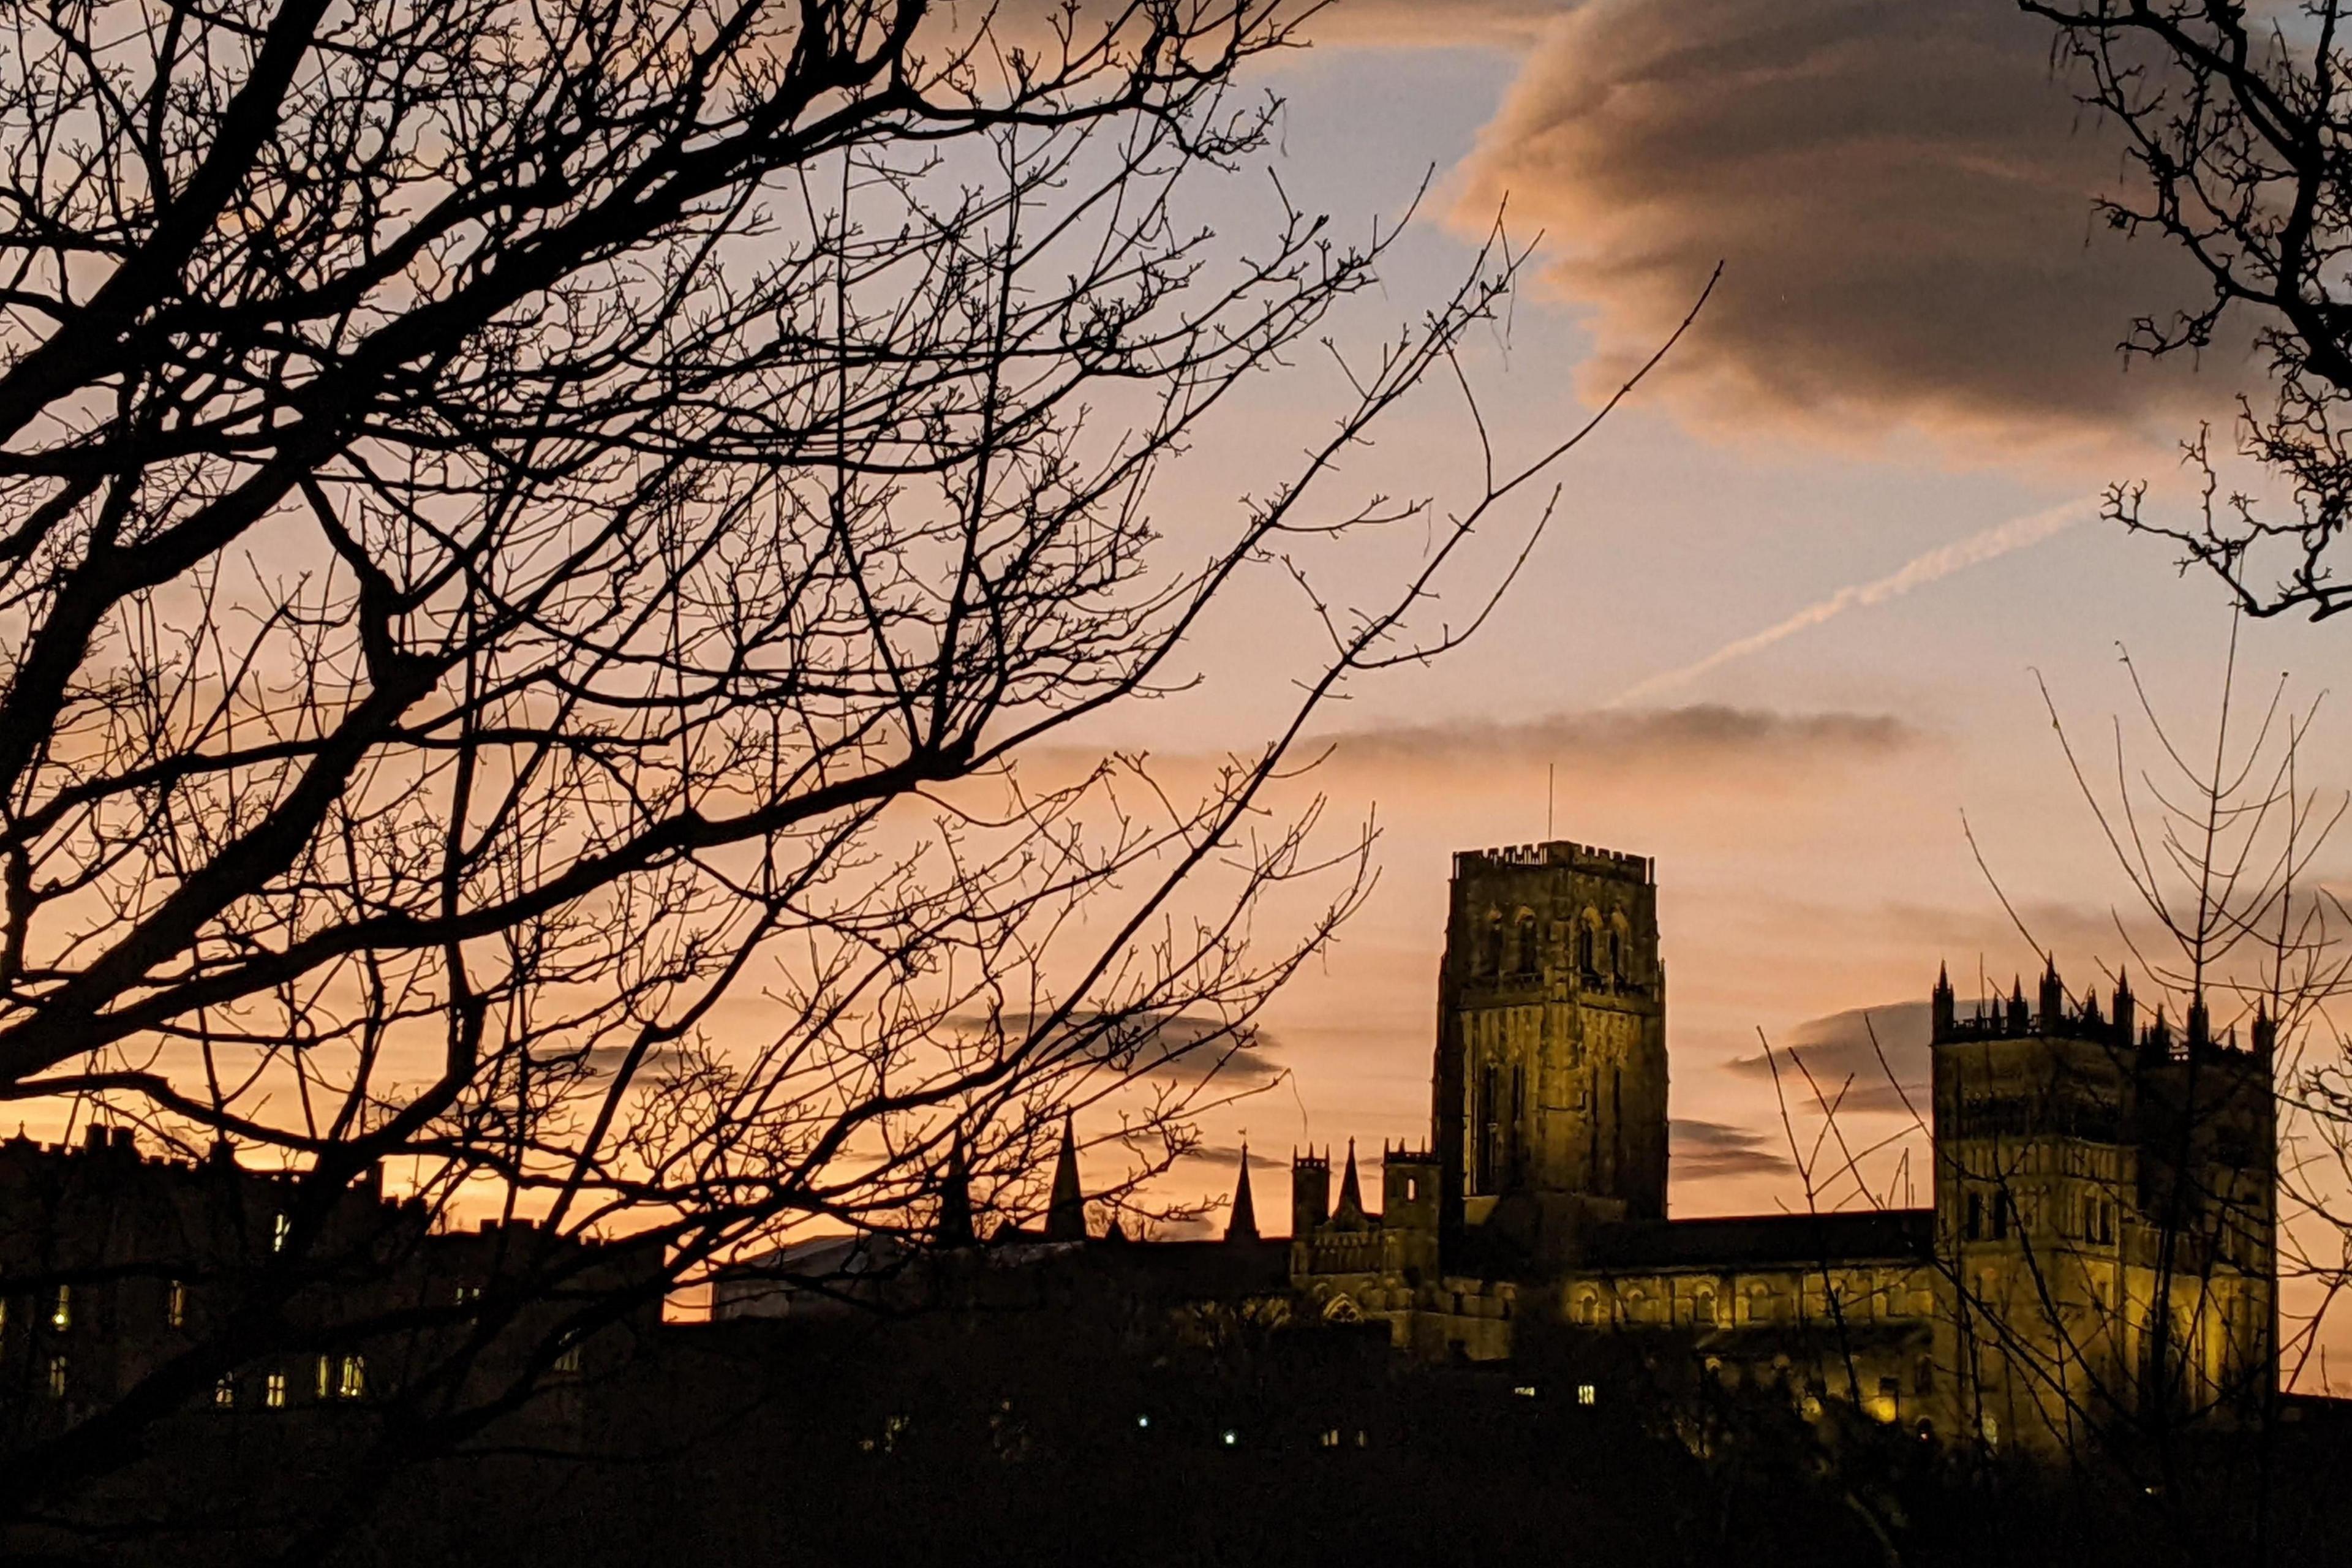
[0,1123,655,1441]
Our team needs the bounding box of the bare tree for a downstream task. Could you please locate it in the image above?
[2027,0,2352,621]
[0,0,1699,1547]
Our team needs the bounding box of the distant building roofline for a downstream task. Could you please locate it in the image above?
[1585,1209,1934,1272]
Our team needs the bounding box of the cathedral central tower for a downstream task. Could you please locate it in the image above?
[1434,841,1667,1261]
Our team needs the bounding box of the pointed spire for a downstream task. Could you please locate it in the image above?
[1226,1144,1259,1243]
[1932,962,1956,1043]
[2007,976,2029,1034]
[1334,1137,1365,1220]
[1046,1115,1087,1242]
[935,1134,976,1248]
[2253,998,2277,1057]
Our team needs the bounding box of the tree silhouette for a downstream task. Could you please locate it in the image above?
[0,0,1698,1545]
[2030,0,2352,621]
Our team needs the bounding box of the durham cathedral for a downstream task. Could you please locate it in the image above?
[1256,837,2278,1452]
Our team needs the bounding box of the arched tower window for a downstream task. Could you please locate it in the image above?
[1607,926,1623,978]
[1474,1060,1501,1194]
[1513,910,1538,974]
[1481,910,1504,976]
[1575,914,1597,974]
[1507,1063,1526,1182]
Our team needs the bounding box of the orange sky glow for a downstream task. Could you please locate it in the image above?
[1030,1,2352,1395]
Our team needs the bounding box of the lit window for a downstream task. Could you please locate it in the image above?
[1319,1428,1340,1447]
[1511,1384,1537,1398]
[454,1284,481,1305]
[1135,1415,1150,1429]
[1576,1384,1597,1406]
[167,1281,187,1329]
[50,1285,70,1331]
[553,1340,581,1375]
[272,1213,291,1254]
[213,1377,235,1409]
[315,1355,333,1399]
[265,1373,287,1409]
[1219,1428,1238,1447]
[337,1355,366,1400]
[46,1354,66,1399]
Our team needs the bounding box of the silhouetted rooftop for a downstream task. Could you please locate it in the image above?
[1587,1210,1934,1271]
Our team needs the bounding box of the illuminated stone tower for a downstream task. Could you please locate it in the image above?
[1930,961,2277,1449]
[1433,841,1667,1264]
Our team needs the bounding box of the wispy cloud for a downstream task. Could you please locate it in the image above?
[1671,1117,1796,1179]
[1314,704,1916,767]
[1184,1141,1292,1173]
[1725,999,1933,1118]
[945,1009,1286,1087]
[1611,497,2091,707]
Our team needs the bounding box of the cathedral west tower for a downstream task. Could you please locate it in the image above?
[1434,841,1667,1263]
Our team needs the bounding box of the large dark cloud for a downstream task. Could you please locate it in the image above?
[1452,0,2253,445]
[1305,0,1568,46]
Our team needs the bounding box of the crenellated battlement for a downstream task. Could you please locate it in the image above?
[1453,840,1653,883]
[1930,959,2273,1072]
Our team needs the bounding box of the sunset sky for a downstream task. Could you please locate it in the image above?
[1066,0,2352,1383]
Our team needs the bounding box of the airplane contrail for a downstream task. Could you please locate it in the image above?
[1608,496,2094,709]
